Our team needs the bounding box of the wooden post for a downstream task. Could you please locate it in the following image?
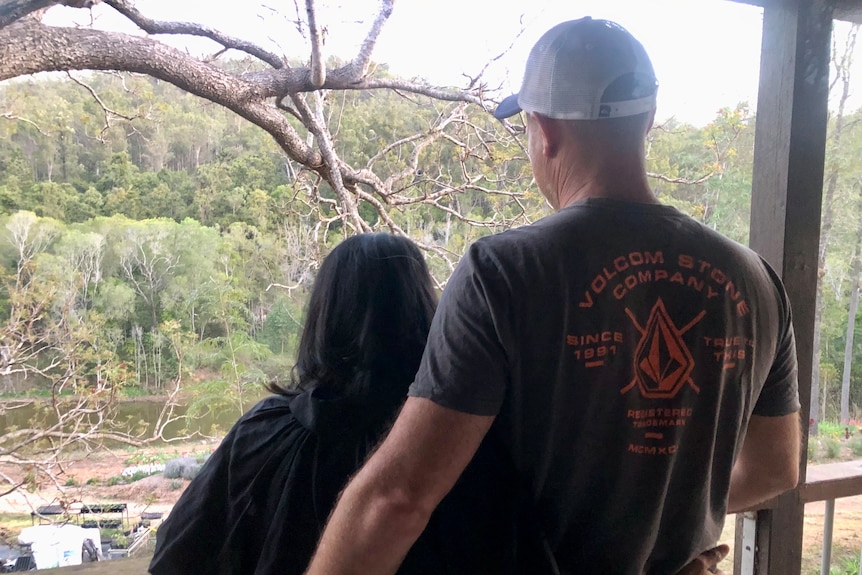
[747,0,832,573]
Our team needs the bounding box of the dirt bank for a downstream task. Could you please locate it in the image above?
[0,439,220,522]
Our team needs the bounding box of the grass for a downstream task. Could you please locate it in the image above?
[830,555,862,575]
[125,470,160,482]
[0,513,33,543]
[822,546,862,575]
[124,447,213,467]
[119,385,150,398]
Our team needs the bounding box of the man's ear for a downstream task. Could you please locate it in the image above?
[646,108,656,135]
[533,113,560,158]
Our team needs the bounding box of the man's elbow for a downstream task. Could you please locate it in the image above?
[365,484,436,537]
[776,460,800,493]
[760,454,800,500]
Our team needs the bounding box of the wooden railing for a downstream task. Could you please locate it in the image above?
[734,459,862,574]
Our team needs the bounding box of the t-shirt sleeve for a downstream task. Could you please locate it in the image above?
[752,260,801,416]
[409,242,510,417]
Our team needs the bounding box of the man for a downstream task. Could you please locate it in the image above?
[305,17,800,575]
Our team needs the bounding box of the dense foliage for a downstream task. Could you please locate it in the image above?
[0,71,860,422]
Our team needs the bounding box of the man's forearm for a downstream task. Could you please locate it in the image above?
[304,398,493,575]
[306,397,494,575]
[304,470,430,575]
[726,413,801,514]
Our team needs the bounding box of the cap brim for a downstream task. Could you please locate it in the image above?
[493,94,522,119]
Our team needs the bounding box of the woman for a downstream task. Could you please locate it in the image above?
[149,233,440,575]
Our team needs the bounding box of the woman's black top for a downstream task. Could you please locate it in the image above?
[149,387,539,575]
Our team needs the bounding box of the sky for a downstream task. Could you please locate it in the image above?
[41,0,862,127]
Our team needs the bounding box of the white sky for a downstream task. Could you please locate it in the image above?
[42,0,862,127]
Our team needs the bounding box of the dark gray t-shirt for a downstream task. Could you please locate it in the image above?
[409,198,799,575]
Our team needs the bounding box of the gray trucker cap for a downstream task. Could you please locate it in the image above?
[494,17,658,120]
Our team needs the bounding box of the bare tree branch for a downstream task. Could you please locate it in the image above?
[66,71,139,138]
[0,0,54,28]
[349,0,393,79]
[647,171,715,186]
[291,91,368,232]
[0,110,49,135]
[0,0,541,502]
[305,0,325,87]
[102,0,286,69]
[0,19,323,166]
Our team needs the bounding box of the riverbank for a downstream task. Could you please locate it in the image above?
[0,438,221,525]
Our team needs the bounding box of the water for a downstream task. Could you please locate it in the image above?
[0,398,253,444]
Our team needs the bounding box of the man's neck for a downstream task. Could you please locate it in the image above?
[556,163,656,209]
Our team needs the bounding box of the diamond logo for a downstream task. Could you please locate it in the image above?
[621,299,703,398]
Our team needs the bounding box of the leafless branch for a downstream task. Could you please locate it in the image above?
[0,110,49,135]
[0,0,55,28]
[349,0,393,79]
[462,14,528,90]
[647,171,715,185]
[265,282,302,293]
[102,0,286,69]
[291,91,368,232]
[305,0,325,87]
[66,71,139,138]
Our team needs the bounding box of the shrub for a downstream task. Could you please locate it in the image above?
[823,437,842,459]
[817,421,845,439]
[164,457,200,480]
[106,476,122,487]
[85,478,99,486]
[63,478,78,487]
[181,463,201,481]
[807,441,818,461]
[127,470,154,482]
[112,534,129,549]
[849,435,862,457]
[168,480,183,491]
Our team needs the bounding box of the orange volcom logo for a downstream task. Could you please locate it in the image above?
[621,299,705,399]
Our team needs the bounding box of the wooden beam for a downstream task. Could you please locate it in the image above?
[800,460,862,502]
[831,0,862,23]
[833,7,862,23]
[747,0,832,573]
[726,0,862,23]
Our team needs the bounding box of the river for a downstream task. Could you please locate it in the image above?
[0,398,258,444]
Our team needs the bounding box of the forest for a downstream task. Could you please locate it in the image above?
[1,68,860,419]
[0,0,861,498]
[0,72,759,385]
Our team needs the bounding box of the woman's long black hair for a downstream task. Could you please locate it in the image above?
[269,233,437,408]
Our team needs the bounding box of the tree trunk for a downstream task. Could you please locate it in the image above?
[810,24,859,433]
[841,232,861,423]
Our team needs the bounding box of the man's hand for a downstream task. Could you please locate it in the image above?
[674,544,730,575]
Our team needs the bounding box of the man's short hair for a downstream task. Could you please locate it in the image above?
[494,17,658,121]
